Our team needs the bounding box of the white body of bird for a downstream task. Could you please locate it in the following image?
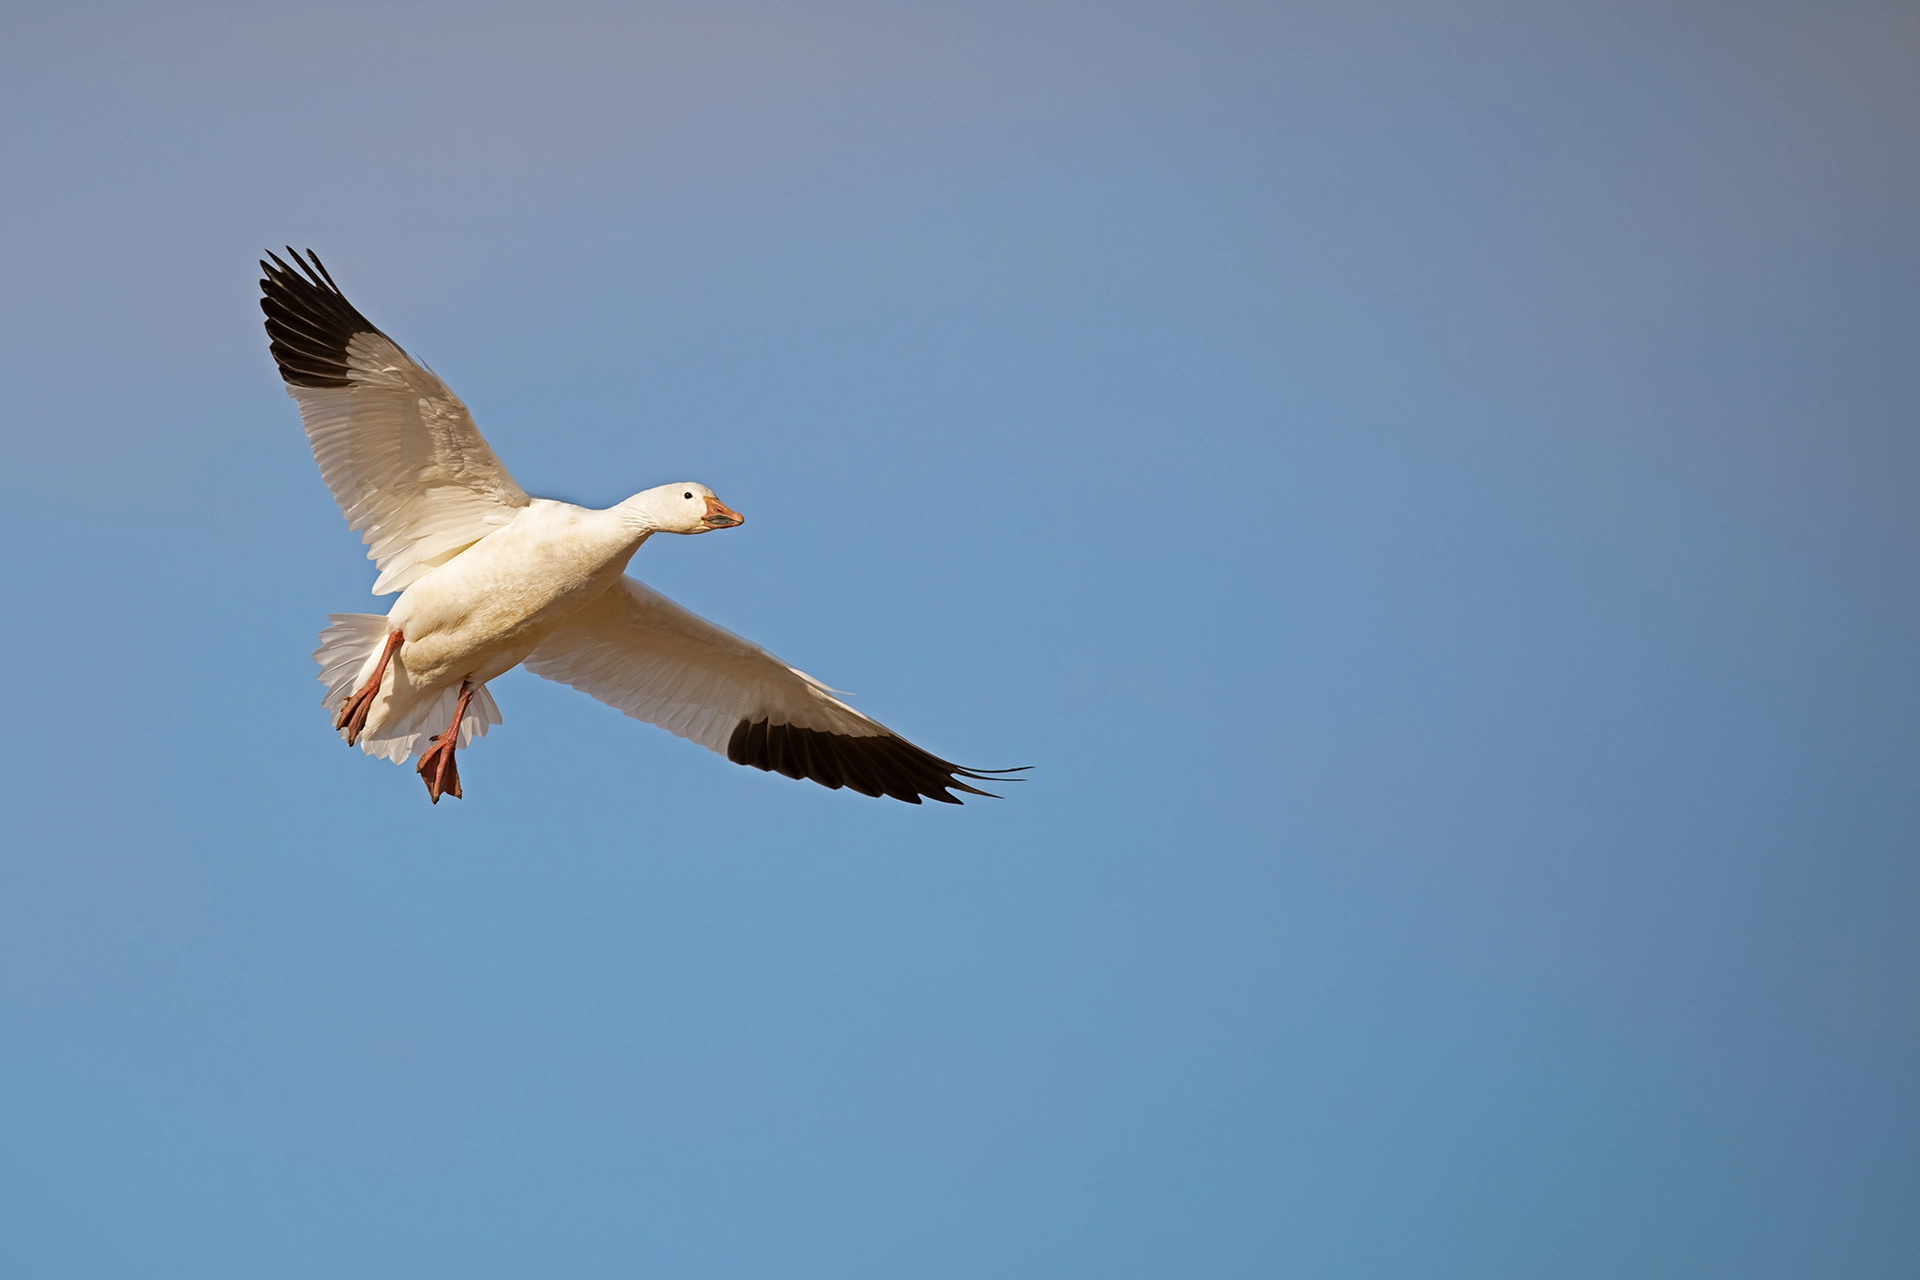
[374,501,645,728]
[266,247,1019,803]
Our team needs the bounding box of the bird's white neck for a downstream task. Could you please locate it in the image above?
[613,494,664,537]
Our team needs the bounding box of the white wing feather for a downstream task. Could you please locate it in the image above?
[289,332,529,594]
[524,576,884,755]
[263,250,529,594]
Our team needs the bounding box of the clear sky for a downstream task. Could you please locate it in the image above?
[3,2,1916,1275]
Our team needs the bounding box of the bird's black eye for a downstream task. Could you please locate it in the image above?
[684,492,693,499]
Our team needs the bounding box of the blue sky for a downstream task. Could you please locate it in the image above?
[3,2,1917,1275]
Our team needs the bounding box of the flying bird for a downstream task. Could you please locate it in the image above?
[261,248,1020,804]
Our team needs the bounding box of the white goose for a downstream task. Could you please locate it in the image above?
[262,249,1020,804]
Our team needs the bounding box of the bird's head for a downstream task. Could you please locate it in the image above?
[621,482,745,535]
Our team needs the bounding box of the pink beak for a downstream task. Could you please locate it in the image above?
[702,495,745,528]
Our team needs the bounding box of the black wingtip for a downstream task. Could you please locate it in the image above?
[300,247,345,293]
[259,246,385,388]
[725,718,1026,805]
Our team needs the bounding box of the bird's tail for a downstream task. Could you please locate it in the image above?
[312,614,501,764]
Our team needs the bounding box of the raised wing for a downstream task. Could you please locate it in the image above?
[525,578,1022,804]
[260,249,530,594]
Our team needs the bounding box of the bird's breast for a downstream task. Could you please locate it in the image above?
[387,505,641,685]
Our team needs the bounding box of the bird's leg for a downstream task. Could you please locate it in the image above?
[416,681,475,804]
[335,630,404,746]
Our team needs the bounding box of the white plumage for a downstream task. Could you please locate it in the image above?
[314,614,503,763]
[262,248,1017,804]
[290,330,529,595]
[524,576,883,756]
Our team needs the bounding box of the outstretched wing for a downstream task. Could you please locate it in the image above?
[260,248,531,594]
[525,578,1023,804]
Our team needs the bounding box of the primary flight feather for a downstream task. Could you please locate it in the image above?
[262,248,1020,804]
